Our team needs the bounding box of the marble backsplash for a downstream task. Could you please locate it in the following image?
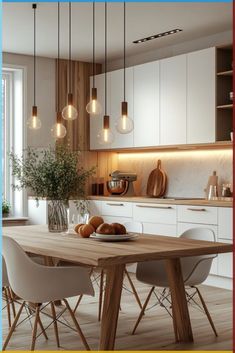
[117,149,233,198]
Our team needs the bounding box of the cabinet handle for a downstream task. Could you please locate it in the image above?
[106,203,124,206]
[187,208,206,212]
[136,205,172,210]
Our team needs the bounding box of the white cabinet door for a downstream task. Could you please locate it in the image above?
[187,48,216,143]
[217,240,233,278]
[89,73,111,150]
[160,54,187,145]
[110,68,134,148]
[88,200,103,216]
[133,61,159,147]
[218,207,232,240]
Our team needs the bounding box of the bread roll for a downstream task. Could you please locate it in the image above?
[96,223,115,235]
[79,224,95,238]
[74,223,84,234]
[88,216,104,230]
[111,223,127,235]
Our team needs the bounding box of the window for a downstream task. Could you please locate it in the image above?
[2,66,26,216]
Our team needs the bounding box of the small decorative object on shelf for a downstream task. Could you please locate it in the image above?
[2,200,11,218]
[9,145,95,232]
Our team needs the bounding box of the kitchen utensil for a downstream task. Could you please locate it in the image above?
[106,170,137,196]
[208,185,218,200]
[221,184,232,197]
[230,132,233,141]
[146,160,167,198]
[229,91,233,101]
[205,171,218,199]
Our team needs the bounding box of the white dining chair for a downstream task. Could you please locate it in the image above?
[2,235,94,351]
[132,228,218,340]
[2,257,16,328]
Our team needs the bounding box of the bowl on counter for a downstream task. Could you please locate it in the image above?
[106,180,128,195]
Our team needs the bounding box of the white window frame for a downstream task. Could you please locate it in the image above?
[2,64,27,217]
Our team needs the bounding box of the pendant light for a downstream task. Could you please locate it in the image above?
[115,2,134,134]
[86,2,102,116]
[97,2,114,145]
[27,4,41,130]
[62,2,78,121]
[51,2,67,139]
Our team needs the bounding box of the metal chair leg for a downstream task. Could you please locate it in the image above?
[63,299,90,350]
[195,286,218,337]
[132,286,155,335]
[3,301,25,350]
[125,269,142,309]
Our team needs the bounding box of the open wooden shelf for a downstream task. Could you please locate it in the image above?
[217,104,233,109]
[217,70,233,76]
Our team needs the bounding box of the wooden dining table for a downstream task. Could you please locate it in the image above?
[2,225,233,350]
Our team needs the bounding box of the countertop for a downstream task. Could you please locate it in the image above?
[88,195,233,208]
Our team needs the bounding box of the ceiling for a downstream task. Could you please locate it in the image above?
[3,2,232,63]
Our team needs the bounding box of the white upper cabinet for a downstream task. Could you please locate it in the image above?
[133,61,160,147]
[187,48,216,144]
[89,73,111,150]
[160,54,187,145]
[109,67,134,148]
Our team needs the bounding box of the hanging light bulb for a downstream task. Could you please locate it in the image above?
[115,2,134,135]
[62,93,78,120]
[62,3,78,121]
[51,112,67,139]
[97,115,114,145]
[115,102,134,134]
[27,106,41,130]
[86,3,102,117]
[27,4,41,130]
[51,3,67,140]
[86,88,102,116]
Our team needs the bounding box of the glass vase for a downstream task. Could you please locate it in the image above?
[48,200,68,233]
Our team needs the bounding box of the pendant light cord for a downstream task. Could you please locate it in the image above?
[104,2,107,115]
[33,4,36,107]
[69,2,72,94]
[57,2,60,115]
[92,1,95,88]
[123,1,126,102]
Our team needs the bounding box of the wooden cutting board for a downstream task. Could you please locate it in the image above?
[146,160,167,197]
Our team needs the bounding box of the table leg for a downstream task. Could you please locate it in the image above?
[165,258,194,343]
[99,264,125,350]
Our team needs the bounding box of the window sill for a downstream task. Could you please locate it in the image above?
[2,217,29,227]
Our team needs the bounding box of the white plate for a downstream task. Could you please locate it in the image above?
[90,232,139,242]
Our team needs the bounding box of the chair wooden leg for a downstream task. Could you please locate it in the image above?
[3,301,25,350]
[195,286,218,337]
[7,288,16,318]
[125,269,142,309]
[3,287,11,328]
[38,314,48,340]
[50,302,60,347]
[63,299,90,351]
[132,286,155,335]
[98,270,104,322]
[30,305,40,351]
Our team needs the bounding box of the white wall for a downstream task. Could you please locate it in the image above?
[3,52,56,148]
[118,149,233,198]
[107,30,232,71]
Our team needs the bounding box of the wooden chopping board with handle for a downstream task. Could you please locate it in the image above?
[146,160,167,197]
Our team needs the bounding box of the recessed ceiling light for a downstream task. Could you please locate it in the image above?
[133,29,183,44]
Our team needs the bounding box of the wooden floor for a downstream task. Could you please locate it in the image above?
[2,274,232,351]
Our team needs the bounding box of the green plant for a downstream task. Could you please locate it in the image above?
[2,200,11,215]
[9,145,95,206]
